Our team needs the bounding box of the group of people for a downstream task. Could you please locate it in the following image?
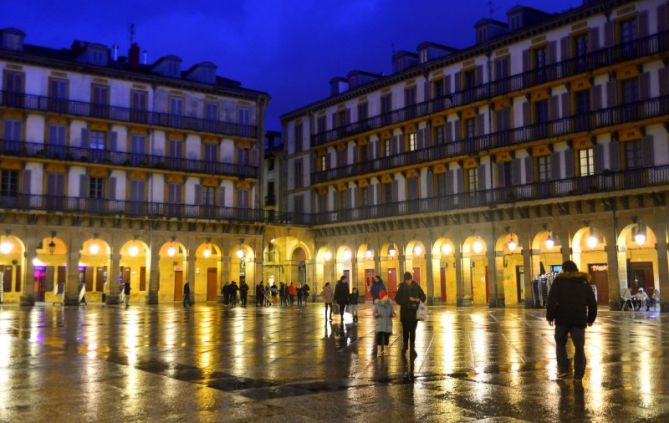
[255,281,311,306]
[621,287,660,311]
[221,281,249,307]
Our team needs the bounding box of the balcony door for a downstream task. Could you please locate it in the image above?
[91,84,110,118]
[3,70,24,107]
[46,172,65,210]
[3,119,22,154]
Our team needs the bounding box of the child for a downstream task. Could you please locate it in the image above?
[349,288,360,322]
[374,290,395,356]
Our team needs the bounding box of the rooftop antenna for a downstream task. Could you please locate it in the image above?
[129,23,136,46]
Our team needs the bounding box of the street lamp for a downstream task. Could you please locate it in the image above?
[323,251,332,261]
[167,246,176,257]
[388,246,397,257]
[89,243,100,255]
[414,245,423,256]
[473,239,483,255]
[129,245,139,257]
[0,240,12,255]
[506,236,517,252]
[342,250,352,261]
[48,239,56,255]
[236,249,245,259]
[365,249,373,259]
[442,243,453,256]
[544,235,555,250]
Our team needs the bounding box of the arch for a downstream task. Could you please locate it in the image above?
[194,242,222,302]
[195,242,222,259]
[158,240,188,258]
[0,235,26,302]
[405,240,426,258]
[431,237,457,304]
[462,236,488,305]
[291,247,307,261]
[495,233,524,305]
[158,240,188,303]
[404,240,427,291]
[315,246,334,294]
[617,223,659,295]
[229,243,255,289]
[531,230,562,253]
[119,239,150,303]
[336,245,354,261]
[572,226,609,305]
[356,243,376,301]
[78,238,112,302]
[33,236,68,303]
[379,242,400,298]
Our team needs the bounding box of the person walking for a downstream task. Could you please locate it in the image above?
[222,282,230,305]
[182,280,190,308]
[320,282,334,320]
[296,285,303,306]
[239,280,249,307]
[349,288,360,322]
[370,275,386,301]
[279,283,287,307]
[302,283,310,303]
[374,290,395,356]
[395,271,426,358]
[334,276,350,324]
[256,282,264,307]
[546,260,597,380]
[288,282,297,306]
[229,281,239,306]
[123,281,131,308]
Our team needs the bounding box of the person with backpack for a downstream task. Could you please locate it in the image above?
[546,260,597,380]
[395,272,426,358]
[334,275,350,324]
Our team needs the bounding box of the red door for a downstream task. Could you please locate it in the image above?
[387,268,397,299]
[206,268,218,301]
[588,263,609,305]
[174,270,184,301]
[440,267,447,303]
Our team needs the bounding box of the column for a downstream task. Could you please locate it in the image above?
[351,256,359,293]
[374,256,381,276]
[425,253,434,305]
[398,255,406,278]
[655,227,669,312]
[20,235,36,306]
[220,255,230,302]
[557,229,572,263]
[64,251,80,306]
[522,245,534,308]
[146,252,160,304]
[106,252,121,305]
[455,250,469,306]
[605,236,621,311]
[254,258,262,285]
[187,254,196,296]
[486,246,503,307]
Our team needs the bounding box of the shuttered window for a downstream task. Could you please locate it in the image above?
[537,156,551,182]
[624,140,643,169]
[579,148,594,176]
[408,132,417,151]
[466,168,478,192]
[0,170,18,196]
[89,177,104,199]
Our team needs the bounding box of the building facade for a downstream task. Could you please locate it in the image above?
[281,0,669,309]
[0,29,273,305]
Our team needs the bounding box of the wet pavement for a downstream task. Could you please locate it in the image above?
[0,303,668,422]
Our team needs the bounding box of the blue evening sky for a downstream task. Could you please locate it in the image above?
[1,0,580,131]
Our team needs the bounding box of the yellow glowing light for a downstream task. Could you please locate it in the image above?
[586,235,598,249]
[0,241,13,255]
[442,244,453,255]
[129,245,139,257]
[167,247,176,257]
[507,239,517,252]
[473,240,483,254]
[365,249,373,259]
[414,245,423,256]
[544,236,555,250]
[634,232,646,246]
[388,246,397,257]
[89,243,100,255]
[323,251,332,261]
[203,248,212,258]
[236,249,245,259]
[32,257,45,267]
[342,250,352,261]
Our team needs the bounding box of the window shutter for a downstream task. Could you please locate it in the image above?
[609,140,621,171]
[79,174,89,198]
[426,170,434,197]
[659,5,668,32]
[374,183,380,205]
[453,121,461,141]
[594,143,605,173]
[21,170,31,194]
[524,156,534,184]
[591,85,603,110]
[217,187,226,207]
[108,177,116,200]
[417,128,424,150]
[548,96,559,120]
[393,135,401,154]
[423,80,431,101]
[497,161,506,188]
[588,28,600,51]
[475,65,484,86]
[511,158,522,186]
[371,140,378,159]
[604,22,614,47]
[561,93,571,118]
[478,164,486,190]
[475,114,484,136]
[565,151,575,178]
[443,170,453,195]
[424,126,432,147]
[195,184,202,205]
[407,178,418,201]
[522,49,530,72]
[455,168,464,193]
[523,102,531,126]
[560,36,570,60]
[444,75,452,95]
[638,10,649,37]
[606,80,617,107]
[454,72,462,92]
[445,121,453,142]
[642,136,655,167]
[550,151,562,180]
[639,72,651,100]
[109,131,118,152]
[547,41,557,64]
[343,188,350,209]
[660,68,669,97]
[391,180,398,203]
[80,128,89,149]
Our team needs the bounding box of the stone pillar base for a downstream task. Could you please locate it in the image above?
[63,296,80,306]
[457,298,473,307]
[19,295,35,306]
[105,295,120,305]
[488,297,505,308]
[146,292,159,305]
[608,299,622,311]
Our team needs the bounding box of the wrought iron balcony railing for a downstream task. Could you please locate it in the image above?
[0,91,258,139]
[0,139,258,178]
[312,95,669,183]
[313,165,669,225]
[311,30,669,147]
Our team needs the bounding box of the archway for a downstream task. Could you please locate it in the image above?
[230,244,255,288]
[79,238,111,303]
[315,247,334,296]
[335,246,353,290]
[195,242,222,302]
[120,240,150,303]
[34,236,67,302]
[432,237,456,305]
[405,240,427,292]
[0,235,25,303]
[462,236,488,305]
[158,240,188,302]
[290,247,307,287]
[380,242,400,298]
[618,223,658,298]
[357,243,376,301]
[496,233,523,305]
[572,226,608,305]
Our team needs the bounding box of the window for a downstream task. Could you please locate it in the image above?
[91,84,109,107]
[293,195,304,213]
[3,119,21,141]
[381,94,392,114]
[466,168,478,192]
[408,132,417,151]
[537,155,551,182]
[239,108,250,125]
[535,100,549,124]
[169,140,183,158]
[205,103,218,121]
[294,158,304,188]
[575,90,590,114]
[435,125,444,144]
[621,78,639,104]
[294,122,303,153]
[319,155,327,171]
[169,96,183,115]
[130,90,147,110]
[0,170,18,196]
[383,139,392,157]
[89,177,104,199]
[624,140,643,169]
[237,189,249,208]
[463,70,476,90]
[90,131,105,150]
[204,143,217,165]
[464,118,475,138]
[201,186,216,206]
[404,86,417,106]
[495,57,510,80]
[620,18,637,43]
[238,148,249,166]
[317,116,326,133]
[268,157,275,171]
[574,34,587,58]
[49,78,68,99]
[357,102,368,121]
[534,47,547,69]
[433,79,444,99]
[48,125,66,157]
[168,183,182,203]
[579,148,594,176]
[130,135,146,164]
[129,179,145,202]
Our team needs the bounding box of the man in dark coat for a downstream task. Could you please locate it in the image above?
[395,271,426,358]
[547,260,598,380]
[239,281,249,307]
[333,276,350,324]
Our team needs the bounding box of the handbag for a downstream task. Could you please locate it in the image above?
[416,301,428,321]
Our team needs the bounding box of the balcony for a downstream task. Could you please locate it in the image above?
[311,30,669,147]
[313,165,669,225]
[0,139,258,178]
[312,95,669,184]
[0,92,258,139]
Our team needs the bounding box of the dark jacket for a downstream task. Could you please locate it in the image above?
[124,283,130,295]
[334,281,350,305]
[349,292,359,305]
[546,271,597,327]
[240,283,248,295]
[370,280,386,300]
[395,280,426,321]
[183,283,190,296]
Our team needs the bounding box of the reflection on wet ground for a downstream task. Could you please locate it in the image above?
[0,303,668,421]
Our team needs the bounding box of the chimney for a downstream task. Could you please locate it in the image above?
[129,42,140,68]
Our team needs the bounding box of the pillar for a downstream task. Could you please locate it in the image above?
[220,255,230,285]
[605,236,621,310]
[254,259,262,285]
[106,252,121,305]
[398,254,406,278]
[374,255,381,276]
[64,251,80,306]
[146,252,160,304]
[425,253,434,305]
[20,235,36,306]
[351,256,359,293]
[455,250,469,306]
[187,254,196,296]
[655,227,669,312]
[486,246,503,307]
[522,245,534,308]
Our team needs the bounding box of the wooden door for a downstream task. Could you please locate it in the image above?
[630,261,654,297]
[174,270,183,301]
[57,266,66,294]
[516,265,525,303]
[139,267,146,291]
[96,267,106,292]
[365,269,374,301]
[413,267,421,284]
[440,266,447,303]
[84,267,94,291]
[588,263,609,305]
[206,268,218,301]
[387,268,397,299]
[14,265,21,292]
[2,266,11,292]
